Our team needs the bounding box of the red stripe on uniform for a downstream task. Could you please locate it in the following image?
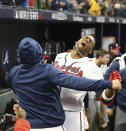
[80,112,82,131]
[64,53,69,64]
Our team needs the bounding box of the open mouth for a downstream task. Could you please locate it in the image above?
[81,42,86,47]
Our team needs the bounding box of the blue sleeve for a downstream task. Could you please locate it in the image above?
[48,65,113,91]
[104,61,120,80]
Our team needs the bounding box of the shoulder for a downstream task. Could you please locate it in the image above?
[9,65,19,75]
[56,52,68,58]
[55,52,70,62]
[81,61,103,79]
[105,61,120,77]
[6,65,20,81]
[108,60,119,70]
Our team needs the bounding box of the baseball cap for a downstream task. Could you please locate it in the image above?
[109,43,121,50]
[44,55,50,59]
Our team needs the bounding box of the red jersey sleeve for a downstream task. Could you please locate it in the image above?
[14,119,31,131]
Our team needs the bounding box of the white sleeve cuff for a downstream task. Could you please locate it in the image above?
[102,90,115,101]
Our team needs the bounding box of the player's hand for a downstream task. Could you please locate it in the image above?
[112,79,121,90]
[13,104,26,120]
[106,108,113,116]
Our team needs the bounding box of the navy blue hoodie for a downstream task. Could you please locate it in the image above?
[104,59,126,111]
[6,37,112,128]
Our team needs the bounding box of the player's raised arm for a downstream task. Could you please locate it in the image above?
[48,65,121,92]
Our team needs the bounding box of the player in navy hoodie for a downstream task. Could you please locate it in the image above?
[5,37,121,130]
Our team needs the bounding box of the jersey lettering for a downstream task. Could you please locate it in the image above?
[54,61,83,77]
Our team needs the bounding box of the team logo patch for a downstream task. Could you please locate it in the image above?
[2,48,10,71]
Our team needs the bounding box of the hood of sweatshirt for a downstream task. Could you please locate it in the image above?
[18,37,43,65]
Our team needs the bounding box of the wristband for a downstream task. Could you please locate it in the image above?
[102,90,115,101]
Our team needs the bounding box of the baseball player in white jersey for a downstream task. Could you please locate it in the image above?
[88,49,110,131]
[54,35,106,131]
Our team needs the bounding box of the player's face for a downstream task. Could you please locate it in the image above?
[110,49,119,56]
[101,54,110,64]
[77,36,95,55]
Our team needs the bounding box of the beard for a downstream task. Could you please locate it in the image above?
[75,42,88,57]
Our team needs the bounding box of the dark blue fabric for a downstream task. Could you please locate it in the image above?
[104,59,126,111]
[104,60,120,81]
[104,60,120,108]
[18,37,43,65]
[116,69,126,112]
[6,37,112,128]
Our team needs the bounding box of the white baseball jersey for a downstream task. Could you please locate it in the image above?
[88,58,104,99]
[54,53,103,112]
[101,64,108,75]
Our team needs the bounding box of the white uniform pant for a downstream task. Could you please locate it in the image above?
[64,111,89,131]
[89,98,100,131]
[102,103,109,124]
[30,126,66,131]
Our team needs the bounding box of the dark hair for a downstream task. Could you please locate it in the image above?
[96,48,109,59]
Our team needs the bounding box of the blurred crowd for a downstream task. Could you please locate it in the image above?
[0,0,126,18]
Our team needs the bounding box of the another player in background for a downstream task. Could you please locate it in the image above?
[104,53,126,131]
[88,48,110,131]
[108,43,121,66]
